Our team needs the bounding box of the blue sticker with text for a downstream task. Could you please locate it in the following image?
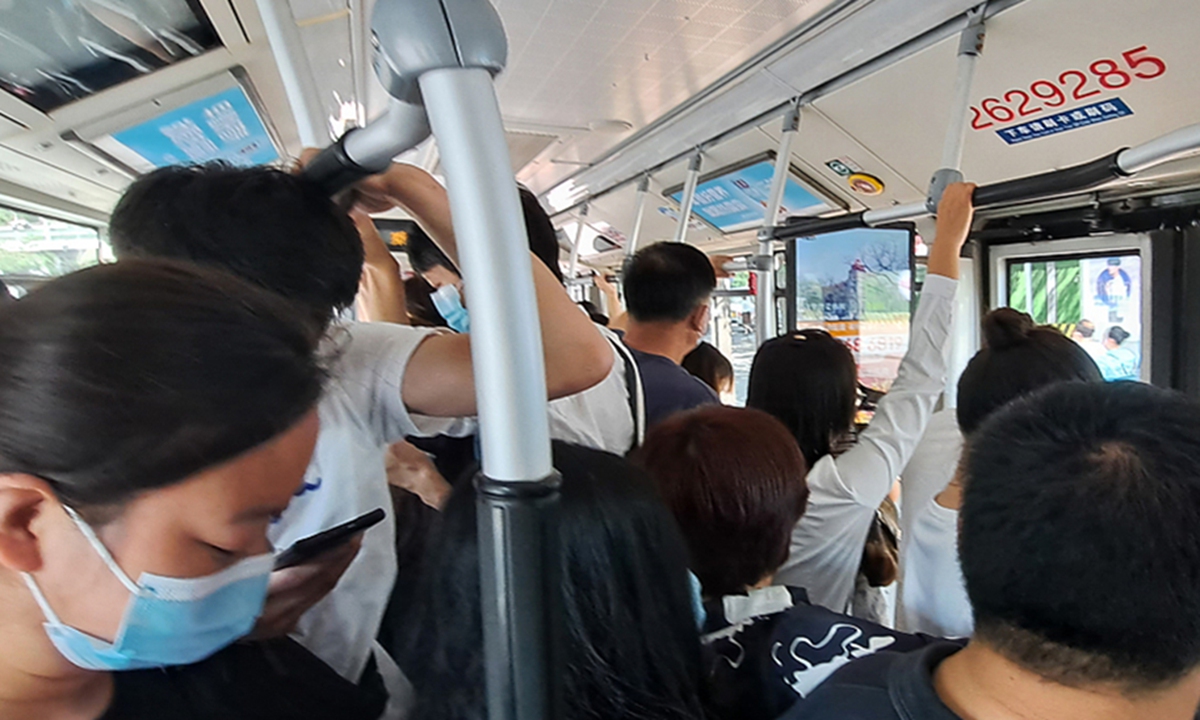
[112,86,279,168]
[996,98,1133,145]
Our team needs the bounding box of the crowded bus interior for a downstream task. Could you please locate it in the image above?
[2,0,1200,718]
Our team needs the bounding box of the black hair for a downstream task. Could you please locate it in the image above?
[1107,325,1131,345]
[956,308,1103,435]
[681,341,733,395]
[404,227,456,276]
[0,260,325,513]
[623,243,716,323]
[403,186,564,283]
[404,275,449,328]
[519,186,565,283]
[400,442,705,720]
[108,163,364,329]
[961,382,1200,689]
[746,329,857,468]
[1075,319,1095,338]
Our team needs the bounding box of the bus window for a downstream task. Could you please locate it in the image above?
[991,236,1151,383]
[0,208,108,283]
[709,271,755,406]
[793,227,915,405]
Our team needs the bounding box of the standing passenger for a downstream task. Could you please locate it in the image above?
[681,341,734,400]
[0,261,381,719]
[620,242,721,427]
[399,442,707,720]
[637,406,939,720]
[745,183,975,615]
[790,382,1200,720]
[897,308,1102,638]
[108,163,612,716]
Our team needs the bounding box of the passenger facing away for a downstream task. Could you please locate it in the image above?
[621,242,721,427]
[636,407,935,720]
[398,442,706,720]
[108,163,612,715]
[0,261,382,720]
[898,309,1102,638]
[352,162,638,454]
[791,382,1200,720]
[1098,324,1140,381]
[746,183,975,615]
[681,340,734,400]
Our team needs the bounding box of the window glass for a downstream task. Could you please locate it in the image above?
[0,207,106,279]
[794,228,914,394]
[1007,253,1142,381]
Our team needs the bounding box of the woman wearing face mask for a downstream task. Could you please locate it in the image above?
[0,260,381,720]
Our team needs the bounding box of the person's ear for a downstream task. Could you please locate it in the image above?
[0,474,53,573]
[688,303,711,336]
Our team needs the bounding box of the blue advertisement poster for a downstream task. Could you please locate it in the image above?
[111,86,279,168]
[667,160,831,233]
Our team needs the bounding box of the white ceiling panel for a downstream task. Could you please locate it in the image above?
[812,0,1200,193]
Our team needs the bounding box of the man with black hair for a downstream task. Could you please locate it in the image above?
[109,162,612,718]
[355,162,639,454]
[790,381,1200,720]
[620,241,720,428]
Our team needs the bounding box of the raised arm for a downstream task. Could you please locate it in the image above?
[830,183,975,506]
[351,210,410,324]
[361,163,613,416]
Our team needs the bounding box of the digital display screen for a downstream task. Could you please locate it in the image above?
[0,0,218,112]
[667,160,834,234]
[1008,253,1143,382]
[794,228,913,392]
[107,86,278,170]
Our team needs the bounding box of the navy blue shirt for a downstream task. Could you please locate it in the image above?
[780,642,966,720]
[626,346,718,428]
[701,587,938,720]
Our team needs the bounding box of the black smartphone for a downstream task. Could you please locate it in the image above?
[273,508,386,570]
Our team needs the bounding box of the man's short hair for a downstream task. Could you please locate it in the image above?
[961,382,1200,690]
[623,242,716,323]
[109,163,363,327]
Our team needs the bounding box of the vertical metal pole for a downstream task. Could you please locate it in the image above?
[672,152,703,244]
[626,175,650,257]
[254,0,327,147]
[927,7,986,211]
[420,67,560,720]
[568,204,588,278]
[757,102,800,343]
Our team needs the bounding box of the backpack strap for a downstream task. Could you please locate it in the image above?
[606,334,645,450]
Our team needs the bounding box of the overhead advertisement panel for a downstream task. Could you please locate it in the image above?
[103,86,279,171]
[666,159,835,234]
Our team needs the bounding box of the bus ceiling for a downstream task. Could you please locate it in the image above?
[0,0,1197,242]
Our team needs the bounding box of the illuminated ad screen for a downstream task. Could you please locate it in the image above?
[105,86,278,171]
[794,227,913,393]
[1007,253,1143,382]
[667,160,834,234]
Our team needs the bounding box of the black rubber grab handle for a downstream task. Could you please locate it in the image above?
[301,131,378,197]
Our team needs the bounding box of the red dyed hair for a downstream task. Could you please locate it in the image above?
[635,406,809,597]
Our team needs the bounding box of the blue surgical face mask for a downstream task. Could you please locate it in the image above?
[688,571,707,629]
[431,283,470,333]
[23,506,273,671]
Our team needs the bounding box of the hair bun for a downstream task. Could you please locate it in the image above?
[982,308,1036,349]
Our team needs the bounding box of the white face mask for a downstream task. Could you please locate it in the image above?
[23,506,273,671]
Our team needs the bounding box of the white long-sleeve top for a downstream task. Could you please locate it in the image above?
[773,273,958,614]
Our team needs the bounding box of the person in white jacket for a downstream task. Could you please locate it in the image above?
[746,183,975,615]
[897,307,1103,637]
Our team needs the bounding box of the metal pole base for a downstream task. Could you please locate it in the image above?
[476,472,563,720]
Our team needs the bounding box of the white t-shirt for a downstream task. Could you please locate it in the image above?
[451,324,638,455]
[268,322,465,714]
[773,274,958,615]
[546,325,637,454]
[896,409,972,637]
